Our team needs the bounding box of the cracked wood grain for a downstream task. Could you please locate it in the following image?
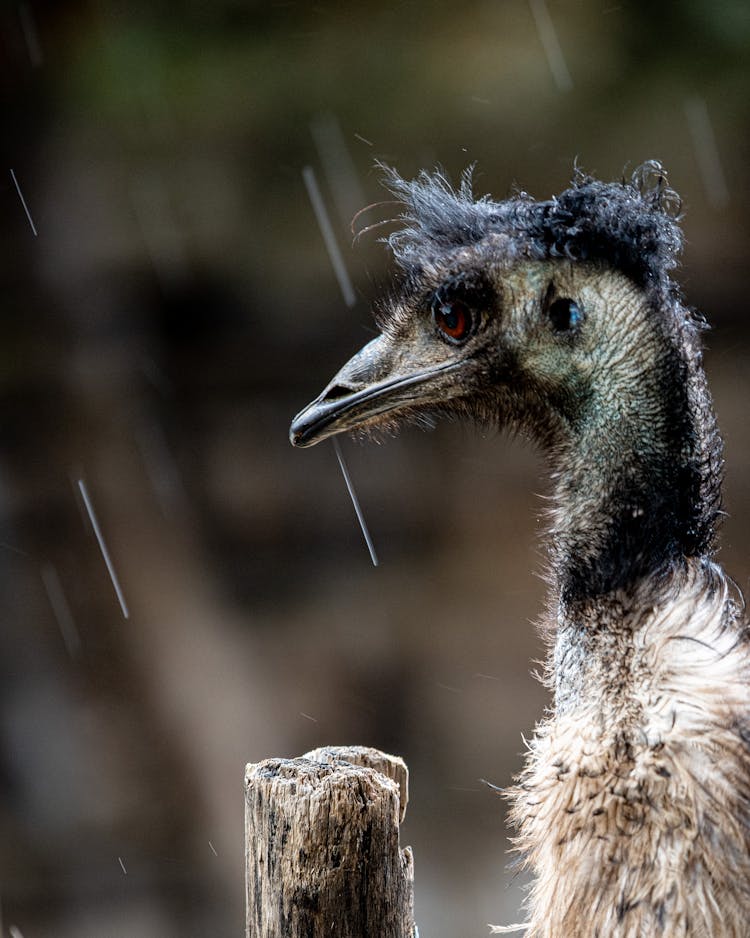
[245,746,415,938]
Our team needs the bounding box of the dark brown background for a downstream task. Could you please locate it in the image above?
[1,1,749,935]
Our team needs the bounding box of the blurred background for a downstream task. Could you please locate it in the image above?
[0,1,749,935]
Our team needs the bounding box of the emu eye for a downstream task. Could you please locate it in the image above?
[548,297,583,333]
[432,297,474,344]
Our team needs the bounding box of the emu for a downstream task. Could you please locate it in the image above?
[289,164,750,937]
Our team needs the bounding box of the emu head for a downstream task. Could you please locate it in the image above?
[291,163,688,448]
[290,163,721,599]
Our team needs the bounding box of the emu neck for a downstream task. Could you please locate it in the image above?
[548,328,721,611]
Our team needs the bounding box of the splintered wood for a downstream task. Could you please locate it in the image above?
[245,746,415,938]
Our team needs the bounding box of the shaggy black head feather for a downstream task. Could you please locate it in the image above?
[383,160,685,314]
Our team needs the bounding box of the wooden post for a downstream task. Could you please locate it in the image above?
[245,745,415,938]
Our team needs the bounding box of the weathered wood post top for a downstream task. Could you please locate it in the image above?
[245,745,416,938]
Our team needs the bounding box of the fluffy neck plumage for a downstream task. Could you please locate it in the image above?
[510,557,750,938]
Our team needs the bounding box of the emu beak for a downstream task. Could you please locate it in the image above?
[289,334,459,447]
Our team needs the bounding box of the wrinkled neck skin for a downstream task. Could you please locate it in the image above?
[540,306,725,713]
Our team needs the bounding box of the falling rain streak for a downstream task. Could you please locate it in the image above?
[527,0,573,92]
[18,3,43,67]
[333,438,379,567]
[310,113,366,229]
[302,165,357,308]
[41,563,82,659]
[118,856,128,875]
[135,418,185,519]
[77,479,130,619]
[10,169,38,236]
[684,96,729,209]
[129,172,189,289]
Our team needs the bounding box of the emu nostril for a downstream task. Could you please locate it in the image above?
[323,383,356,401]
